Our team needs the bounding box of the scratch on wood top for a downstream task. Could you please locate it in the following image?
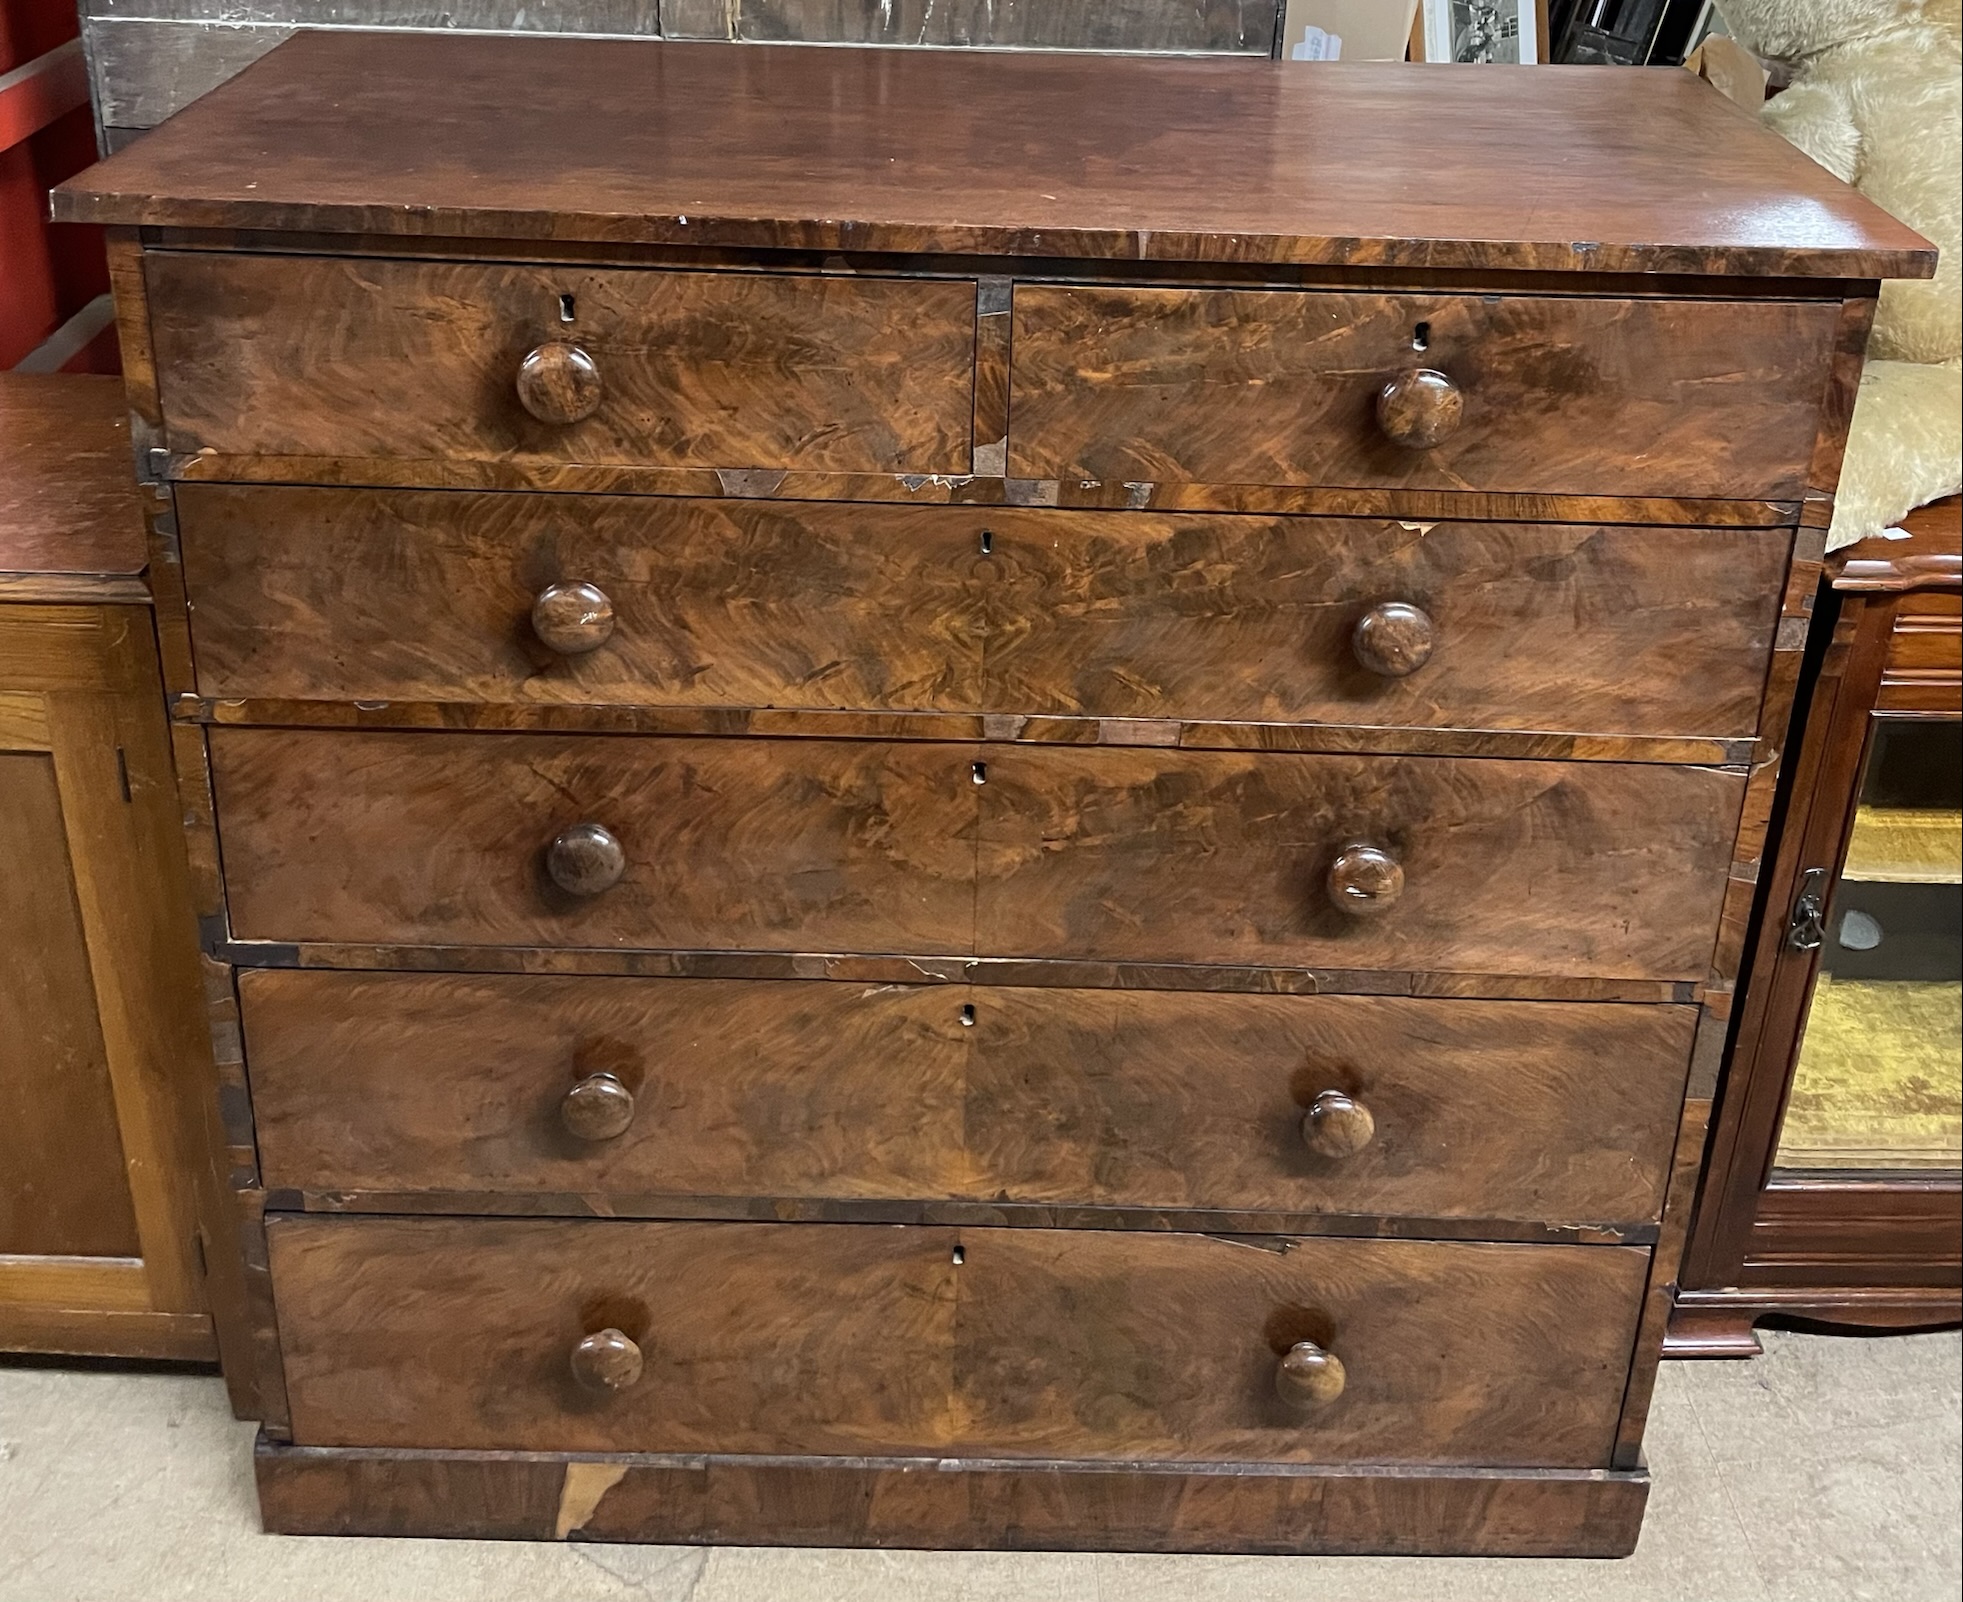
[554,1460,628,1539]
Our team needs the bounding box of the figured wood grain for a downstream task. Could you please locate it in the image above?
[175,485,1788,741]
[51,35,1936,278]
[145,253,976,474]
[976,746,1746,981]
[209,730,1741,977]
[1009,286,1842,500]
[242,970,1694,1226]
[254,1436,1650,1555]
[207,728,977,954]
[268,1215,1648,1466]
[177,485,985,716]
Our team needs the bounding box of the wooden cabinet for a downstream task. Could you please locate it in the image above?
[52,35,1932,1555]
[0,375,229,1360]
[1673,496,1963,1352]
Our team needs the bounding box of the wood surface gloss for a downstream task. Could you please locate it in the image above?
[241,971,1694,1226]
[52,34,1935,277]
[268,1214,1649,1466]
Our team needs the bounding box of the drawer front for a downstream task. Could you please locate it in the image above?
[209,728,976,957]
[211,730,1742,978]
[245,970,1694,1225]
[146,253,977,474]
[269,1216,1648,1465]
[1009,286,1839,499]
[180,482,1787,740]
[974,745,1742,979]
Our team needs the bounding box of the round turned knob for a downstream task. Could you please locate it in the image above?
[516,342,603,425]
[1351,601,1436,678]
[1301,1089,1376,1159]
[532,581,615,655]
[545,822,626,897]
[1376,369,1463,450]
[570,1328,643,1392]
[1326,843,1404,918]
[1276,1340,1346,1410]
[561,1071,636,1142]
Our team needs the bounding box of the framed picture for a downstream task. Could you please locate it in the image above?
[1418,0,1543,63]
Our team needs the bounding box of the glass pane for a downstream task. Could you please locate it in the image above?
[1776,718,1962,1171]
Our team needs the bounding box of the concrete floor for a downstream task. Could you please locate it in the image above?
[1,1329,1956,1602]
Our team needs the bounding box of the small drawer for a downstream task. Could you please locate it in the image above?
[208,729,1743,980]
[268,1215,1648,1466]
[245,970,1694,1227]
[145,253,977,475]
[1008,285,1840,499]
[179,482,1789,741]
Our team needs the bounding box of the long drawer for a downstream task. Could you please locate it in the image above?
[208,729,1744,979]
[144,253,978,474]
[244,971,1694,1225]
[177,483,1788,739]
[1009,285,1839,499]
[268,1216,1649,1466]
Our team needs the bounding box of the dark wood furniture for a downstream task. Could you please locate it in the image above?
[54,34,1933,1555]
[1673,496,1963,1354]
[0,371,234,1359]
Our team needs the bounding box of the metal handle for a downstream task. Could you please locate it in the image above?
[1786,866,1830,952]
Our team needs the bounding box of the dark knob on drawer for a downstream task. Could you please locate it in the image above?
[1301,1089,1376,1159]
[570,1328,643,1392]
[532,581,615,655]
[516,342,603,425]
[561,1071,636,1142]
[1276,1340,1346,1410]
[546,822,626,897]
[1351,602,1435,678]
[1375,369,1463,449]
[1326,843,1403,918]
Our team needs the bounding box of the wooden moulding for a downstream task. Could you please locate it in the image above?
[1834,494,1962,592]
[1669,1286,1962,1357]
[178,696,1759,768]
[263,1191,1658,1247]
[253,1436,1648,1555]
[123,225,1882,303]
[210,940,1699,1005]
[153,449,1805,530]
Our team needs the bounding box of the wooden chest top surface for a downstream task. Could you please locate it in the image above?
[52,32,1934,279]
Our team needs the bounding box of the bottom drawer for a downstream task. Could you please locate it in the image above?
[269,1217,1647,1468]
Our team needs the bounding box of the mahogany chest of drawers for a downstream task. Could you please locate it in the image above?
[56,34,1933,1556]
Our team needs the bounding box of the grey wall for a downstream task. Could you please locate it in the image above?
[81,0,1284,151]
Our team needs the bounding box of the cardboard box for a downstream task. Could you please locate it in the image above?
[1280,0,1422,61]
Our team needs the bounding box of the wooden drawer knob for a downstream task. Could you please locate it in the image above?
[1376,369,1463,449]
[532,581,615,655]
[1302,1089,1376,1159]
[1352,601,1435,678]
[546,822,626,897]
[561,1071,635,1141]
[1327,843,1403,917]
[1276,1340,1346,1409]
[570,1327,643,1392]
[517,342,603,425]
